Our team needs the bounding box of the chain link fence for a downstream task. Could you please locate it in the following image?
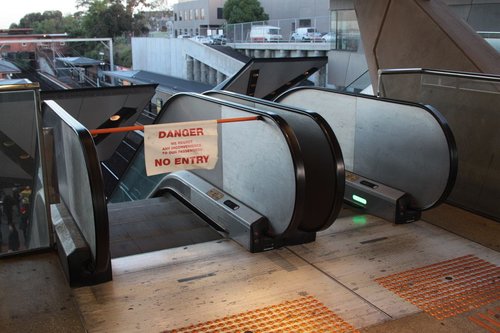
[225,13,361,52]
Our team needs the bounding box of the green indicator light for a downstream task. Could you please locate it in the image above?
[353,216,367,225]
[352,194,367,205]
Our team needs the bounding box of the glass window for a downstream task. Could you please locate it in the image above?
[331,9,360,51]
[0,87,51,256]
[201,8,205,20]
[299,19,311,27]
[217,8,223,19]
[195,9,199,20]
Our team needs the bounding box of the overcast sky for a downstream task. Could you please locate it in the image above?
[0,1,78,28]
[0,0,178,29]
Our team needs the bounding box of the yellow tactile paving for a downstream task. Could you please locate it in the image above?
[467,306,500,333]
[375,255,500,320]
[166,295,360,333]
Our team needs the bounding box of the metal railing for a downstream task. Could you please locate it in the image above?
[225,16,361,52]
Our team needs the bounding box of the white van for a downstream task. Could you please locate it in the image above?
[249,25,282,42]
[290,27,323,42]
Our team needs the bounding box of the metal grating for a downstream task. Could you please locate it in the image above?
[375,255,500,320]
[167,295,360,333]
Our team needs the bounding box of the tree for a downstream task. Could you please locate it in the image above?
[77,0,153,15]
[82,0,132,37]
[14,11,80,35]
[11,0,153,67]
[223,0,269,24]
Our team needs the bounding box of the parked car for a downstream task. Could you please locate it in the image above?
[177,34,191,39]
[211,34,227,45]
[321,32,336,43]
[190,35,213,44]
[290,27,323,42]
[249,25,282,42]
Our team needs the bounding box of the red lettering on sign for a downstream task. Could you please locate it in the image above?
[154,158,171,166]
[158,127,205,139]
[174,155,209,165]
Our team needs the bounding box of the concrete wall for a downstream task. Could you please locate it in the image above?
[354,0,500,91]
[132,38,186,78]
[259,0,330,19]
[132,37,244,81]
[332,0,500,30]
[446,0,500,31]
[326,50,367,88]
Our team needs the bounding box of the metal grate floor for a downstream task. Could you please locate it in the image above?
[375,255,500,320]
[167,295,360,333]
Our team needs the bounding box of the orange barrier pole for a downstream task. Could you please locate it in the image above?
[89,116,260,136]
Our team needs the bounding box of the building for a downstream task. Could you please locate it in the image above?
[0,29,67,58]
[172,0,226,37]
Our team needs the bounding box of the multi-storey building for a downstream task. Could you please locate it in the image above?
[172,0,226,37]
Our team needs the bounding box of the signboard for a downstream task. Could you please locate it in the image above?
[144,120,218,176]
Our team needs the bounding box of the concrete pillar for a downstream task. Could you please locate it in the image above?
[253,49,263,58]
[274,49,290,58]
[264,49,272,58]
[291,50,306,58]
[315,66,327,87]
[193,59,201,82]
[216,71,225,84]
[208,67,217,86]
[200,63,208,84]
[244,49,252,57]
[307,50,324,57]
[186,56,194,81]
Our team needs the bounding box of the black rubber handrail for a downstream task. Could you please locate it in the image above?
[43,100,110,275]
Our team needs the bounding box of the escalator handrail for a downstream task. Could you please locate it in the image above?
[43,100,110,275]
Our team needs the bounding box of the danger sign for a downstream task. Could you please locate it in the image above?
[144,120,218,176]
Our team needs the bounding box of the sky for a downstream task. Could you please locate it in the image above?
[0,0,179,29]
[0,0,79,28]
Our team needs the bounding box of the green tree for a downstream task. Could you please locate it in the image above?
[82,0,132,37]
[223,0,268,24]
[18,13,44,28]
[78,0,152,38]
[77,0,153,15]
[62,14,85,37]
[13,11,81,35]
[114,36,132,67]
[11,0,156,68]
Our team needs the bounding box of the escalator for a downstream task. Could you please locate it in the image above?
[40,90,344,285]
[107,92,344,257]
[274,87,458,224]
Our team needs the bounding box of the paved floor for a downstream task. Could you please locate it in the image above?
[0,205,498,333]
[0,251,86,333]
